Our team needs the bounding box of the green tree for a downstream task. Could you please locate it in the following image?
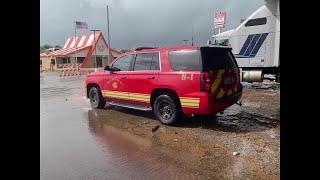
[40,44,53,52]
[120,49,131,53]
[54,45,62,49]
[40,44,62,53]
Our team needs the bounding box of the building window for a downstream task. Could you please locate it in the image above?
[245,17,267,27]
[77,57,85,63]
[62,58,70,64]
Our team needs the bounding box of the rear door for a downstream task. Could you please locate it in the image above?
[127,52,160,107]
[102,54,134,103]
[200,47,241,100]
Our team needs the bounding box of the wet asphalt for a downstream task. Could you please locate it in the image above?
[40,72,280,180]
[40,72,199,180]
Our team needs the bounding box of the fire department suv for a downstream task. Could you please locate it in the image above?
[85,45,242,125]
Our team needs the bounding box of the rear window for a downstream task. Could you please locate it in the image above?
[168,50,201,71]
[200,47,237,71]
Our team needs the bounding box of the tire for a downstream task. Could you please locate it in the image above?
[153,94,182,125]
[89,87,106,109]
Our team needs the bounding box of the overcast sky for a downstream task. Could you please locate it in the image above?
[40,0,264,50]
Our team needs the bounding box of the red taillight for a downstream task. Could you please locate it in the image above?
[200,72,211,92]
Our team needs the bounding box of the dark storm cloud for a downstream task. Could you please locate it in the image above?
[40,0,264,50]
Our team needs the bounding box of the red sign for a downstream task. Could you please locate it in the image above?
[214,11,226,29]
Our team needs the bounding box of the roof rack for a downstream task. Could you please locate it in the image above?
[134,47,156,51]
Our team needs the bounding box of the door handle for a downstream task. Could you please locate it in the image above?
[120,77,127,79]
[147,77,155,79]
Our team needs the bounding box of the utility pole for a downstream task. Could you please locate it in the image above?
[106,5,111,65]
[74,21,77,66]
[90,29,100,71]
[191,23,194,46]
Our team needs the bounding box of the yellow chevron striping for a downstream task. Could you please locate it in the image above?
[216,88,225,99]
[211,69,225,93]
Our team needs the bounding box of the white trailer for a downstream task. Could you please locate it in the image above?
[209,0,280,82]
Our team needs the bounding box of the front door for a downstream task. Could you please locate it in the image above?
[101,54,134,104]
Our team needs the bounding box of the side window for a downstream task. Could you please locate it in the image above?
[245,17,267,27]
[134,53,152,71]
[133,52,159,71]
[150,53,160,70]
[112,55,134,71]
[169,50,201,71]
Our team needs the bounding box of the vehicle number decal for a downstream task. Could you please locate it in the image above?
[181,73,193,80]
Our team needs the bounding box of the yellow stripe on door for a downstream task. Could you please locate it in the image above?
[181,102,199,107]
[103,90,201,108]
[102,90,150,102]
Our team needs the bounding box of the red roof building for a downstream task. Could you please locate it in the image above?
[40,32,121,70]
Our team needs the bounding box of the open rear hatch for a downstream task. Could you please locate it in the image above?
[200,46,241,100]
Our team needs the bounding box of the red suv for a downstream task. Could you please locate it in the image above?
[85,45,242,125]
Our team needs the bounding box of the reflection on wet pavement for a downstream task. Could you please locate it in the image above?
[87,110,203,180]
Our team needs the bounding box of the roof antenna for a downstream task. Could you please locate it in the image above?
[191,23,194,46]
[192,36,194,46]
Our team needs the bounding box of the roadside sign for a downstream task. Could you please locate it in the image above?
[214,11,226,29]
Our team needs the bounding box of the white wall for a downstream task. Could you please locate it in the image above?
[94,37,109,56]
[69,37,109,57]
[70,48,89,57]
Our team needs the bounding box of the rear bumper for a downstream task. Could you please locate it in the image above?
[211,91,242,113]
[182,90,242,115]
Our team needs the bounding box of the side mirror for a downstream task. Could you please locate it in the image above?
[104,65,111,71]
[104,65,120,72]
